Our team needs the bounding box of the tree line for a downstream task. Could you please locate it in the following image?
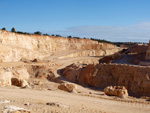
[1,27,87,39]
[1,27,142,46]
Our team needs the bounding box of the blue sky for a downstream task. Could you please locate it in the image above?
[0,0,150,42]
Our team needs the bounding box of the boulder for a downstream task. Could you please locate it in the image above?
[21,80,30,88]
[33,80,43,85]
[11,78,30,88]
[58,83,77,92]
[11,78,21,86]
[104,86,128,98]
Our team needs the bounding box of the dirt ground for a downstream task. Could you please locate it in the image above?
[0,50,150,113]
[0,84,150,113]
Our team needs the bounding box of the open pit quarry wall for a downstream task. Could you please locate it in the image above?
[0,30,120,62]
[62,63,150,97]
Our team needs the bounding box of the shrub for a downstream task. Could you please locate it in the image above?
[11,27,16,32]
[34,31,42,35]
[1,27,6,30]
[67,36,72,38]
[43,33,50,36]
[56,34,61,37]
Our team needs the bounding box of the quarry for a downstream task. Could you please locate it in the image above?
[0,30,150,113]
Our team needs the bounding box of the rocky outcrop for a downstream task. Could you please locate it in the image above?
[62,63,150,97]
[61,64,84,83]
[0,64,63,87]
[0,66,29,86]
[27,65,63,83]
[0,30,120,62]
[0,69,12,86]
[58,49,120,60]
[11,67,30,80]
[104,86,128,98]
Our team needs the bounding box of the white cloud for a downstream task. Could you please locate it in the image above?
[56,22,150,42]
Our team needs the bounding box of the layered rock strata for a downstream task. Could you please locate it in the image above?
[0,66,29,86]
[0,30,120,62]
[62,63,150,97]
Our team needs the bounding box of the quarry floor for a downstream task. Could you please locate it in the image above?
[0,53,150,113]
[0,84,150,113]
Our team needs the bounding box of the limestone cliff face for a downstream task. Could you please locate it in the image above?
[0,66,29,86]
[0,30,120,62]
[62,63,150,97]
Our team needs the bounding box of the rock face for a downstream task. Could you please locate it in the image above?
[0,66,29,87]
[12,67,30,80]
[104,86,128,98]
[61,64,84,83]
[58,83,77,92]
[0,65,62,87]
[62,63,150,97]
[0,70,12,86]
[0,30,120,62]
[27,65,63,83]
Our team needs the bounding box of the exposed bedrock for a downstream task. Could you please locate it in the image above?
[0,30,121,62]
[0,66,29,86]
[62,63,150,97]
[0,65,61,87]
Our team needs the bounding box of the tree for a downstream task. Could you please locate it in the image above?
[56,34,61,37]
[11,27,16,32]
[1,27,6,30]
[34,31,42,35]
[67,36,72,38]
[43,33,50,36]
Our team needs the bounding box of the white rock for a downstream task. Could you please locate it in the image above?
[3,105,30,113]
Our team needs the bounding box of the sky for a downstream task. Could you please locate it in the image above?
[0,0,150,42]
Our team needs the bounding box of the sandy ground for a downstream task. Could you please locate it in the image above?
[0,85,150,113]
[0,50,150,113]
